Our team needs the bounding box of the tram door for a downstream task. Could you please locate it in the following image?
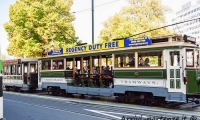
[23,62,28,84]
[166,50,186,94]
[23,62,38,85]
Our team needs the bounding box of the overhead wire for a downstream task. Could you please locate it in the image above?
[72,0,121,13]
[113,17,200,40]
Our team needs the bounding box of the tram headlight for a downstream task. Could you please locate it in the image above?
[184,77,188,84]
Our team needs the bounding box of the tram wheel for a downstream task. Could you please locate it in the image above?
[60,90,66,97]
[5,87,10,91]
[52,89,57,96]
[14,87,19,92]
[124,95,129,103]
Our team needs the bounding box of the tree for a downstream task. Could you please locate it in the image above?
[4,0,78,58]
[1,54,6,60]
[98,0,172,43]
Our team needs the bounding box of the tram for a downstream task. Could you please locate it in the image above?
[2,58,39,91]
[2,34,200,105]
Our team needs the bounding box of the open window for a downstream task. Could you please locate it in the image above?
[114,53,135,68]
[41,60,51,70]
[52,59,64,70]
[170,51,180,66]
[186,49,194,67]
[138,51,163,67]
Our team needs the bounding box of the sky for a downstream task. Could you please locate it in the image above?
[0,0,190,57]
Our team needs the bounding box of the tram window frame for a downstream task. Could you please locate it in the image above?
[3,66,7,75]
[138,51,163,67]
[41,60,51,70]
[66,58,73,70]
[52,59,64,70]
[186,49,194,67]
[114,53,135,68]
[30,63,38,73]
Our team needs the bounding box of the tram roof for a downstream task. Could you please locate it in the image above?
[39,34,198,60]
[3,58,38,65]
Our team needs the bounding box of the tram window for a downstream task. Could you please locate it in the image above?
[52,59,64,70]
[66,60,73,70]
[24,63,28,73]
[18,65,21,75]
[3,66,7,75]
[12,65,16,75]
[186,49,194,67]
[169,51,180,66]
[196,50,199,66]
[138,51,163,67]
[114,53,135,67]
[30,63,37,73]
[41,60,51,70]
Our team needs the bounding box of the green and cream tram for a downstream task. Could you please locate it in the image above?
[38,34,200,105]
[3,34,200,105]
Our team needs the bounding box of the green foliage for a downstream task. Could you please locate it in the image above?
[98,0,173,43]
[1,54,6,60]
[4,0,77,58]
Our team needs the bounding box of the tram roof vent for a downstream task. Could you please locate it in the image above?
[75,43,88,46]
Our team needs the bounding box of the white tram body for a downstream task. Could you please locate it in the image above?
[2,58,39,91]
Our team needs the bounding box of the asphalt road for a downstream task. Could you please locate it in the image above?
[3,91,200,120]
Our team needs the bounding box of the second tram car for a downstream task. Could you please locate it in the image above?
[2,58,39,91]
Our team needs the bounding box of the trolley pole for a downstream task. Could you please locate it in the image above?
[92,0,94,44]
[91,0,95,67]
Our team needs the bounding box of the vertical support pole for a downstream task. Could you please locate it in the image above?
[91,0,95,67]
[135,52,138,68]
[51,59,53,70]
[64,58,66,70]
[0,74,3,120]
[28,62,30,74]
[80,57,83,74]
[106,57,108,66]
[99,55,102,76]
[73,58,75,79]
[21,63,24,84]
[90,56,92,77]
[91,0,94,44]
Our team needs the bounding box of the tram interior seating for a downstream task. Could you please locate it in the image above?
[72,66,113,88]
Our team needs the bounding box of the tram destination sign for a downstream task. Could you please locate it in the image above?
[48,37,152,55]
[115,78,165,87]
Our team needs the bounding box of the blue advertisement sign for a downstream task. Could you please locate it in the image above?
[124,37,152,47]
[48,48,63,55]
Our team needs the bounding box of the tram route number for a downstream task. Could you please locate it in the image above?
[121,115,197,120]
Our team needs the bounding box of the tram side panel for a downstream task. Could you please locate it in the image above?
[112,69,169,102]
[40,71,68,95]
[186,68,200,103]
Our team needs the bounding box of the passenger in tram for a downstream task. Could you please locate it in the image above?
[106,66,113,87]
[92,67,98,77]
[92,66,100,87]
[53,63,57,69]
[139,59,144,66]
[83,66,90,87]
[74,67,81,86]
[102,66,111,87]
[84,66,89,78]
[144,58,150,66]
[128,60,135,67]
[66,66,70,70]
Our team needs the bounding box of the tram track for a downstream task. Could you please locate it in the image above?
[4,91,200,119]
